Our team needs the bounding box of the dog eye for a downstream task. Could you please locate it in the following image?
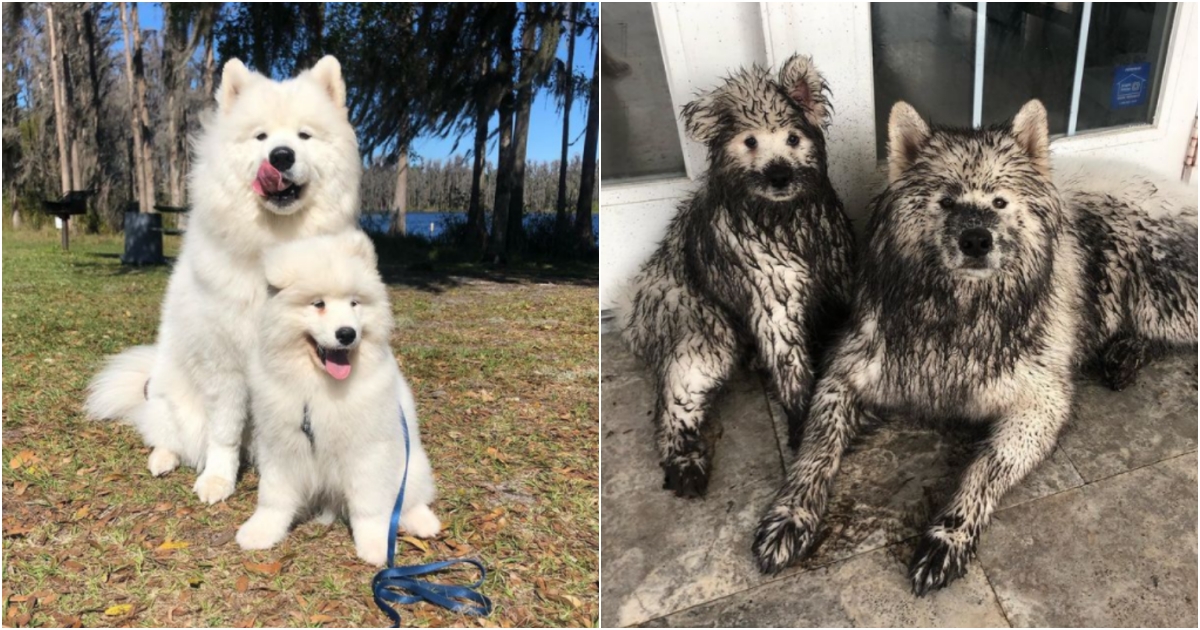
[993,197,1008,209]
[350,300,359,307]
[255,133,267,141]
[312,300,325,309]
[744,137,757,149]
[939,197,955,209]
[299,132,312,140]
[786,133,800,147]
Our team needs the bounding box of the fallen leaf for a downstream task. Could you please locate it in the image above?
[61,560,85,572]
[187,576,203,588]
[72,506,90,521]
[244,561,282,576]
[14,481,28,495]
[9,450,34,470]
[310,613,336,624]
[156,539,190,551]
[104,604,133,616]
[209,530,236,547]
[400,536,429,553]
[235,575,249,593]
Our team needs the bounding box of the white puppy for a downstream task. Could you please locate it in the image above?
[86,56,362,504]
[235,231,441,565]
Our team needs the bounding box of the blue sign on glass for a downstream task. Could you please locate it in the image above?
[1111,63,1151,109]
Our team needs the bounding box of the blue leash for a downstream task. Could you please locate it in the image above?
[372,408,493,627]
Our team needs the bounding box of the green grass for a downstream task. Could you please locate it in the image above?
[2,228,599,627]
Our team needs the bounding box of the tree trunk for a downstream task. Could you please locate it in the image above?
[486,90,515,265]
[202,34,215,97]
[118,3,147,212]
[82,5,106,228]
[466,91,490,252]
[555,2,579,234]
[389,143,409,236]
[46,5,72,194]
[163,3,185,206]
[506,12,540,253]
[131,3,155,212]
[574,49,599,252]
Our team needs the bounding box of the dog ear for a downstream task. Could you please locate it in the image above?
[1011,100,1050,177]
[887,102,930,183]
[217,58,251,112]
[265,283,282,298]
[309,55,347,109]
[681,91,721,144]
[777,55,830,129]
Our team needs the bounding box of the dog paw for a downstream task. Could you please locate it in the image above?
[236,515,288,551]
[147,448,180,477]
[662,454,710,498]
[400,505,442,538]
[908,531,972,596]
[1101,334,1146,392]
[353,530,389,566]
[752,503,818,574]
[193,473,235,504]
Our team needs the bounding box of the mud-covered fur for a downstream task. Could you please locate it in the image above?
[620,56,855,498]
[753,100,1197,593]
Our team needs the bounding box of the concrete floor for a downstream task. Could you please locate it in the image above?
[601,334,1198,627]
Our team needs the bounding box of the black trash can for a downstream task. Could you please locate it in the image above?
[122,211,165,265]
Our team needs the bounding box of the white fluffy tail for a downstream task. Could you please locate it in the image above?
[85,345,156,422]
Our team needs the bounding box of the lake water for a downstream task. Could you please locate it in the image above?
[361,212,600,243]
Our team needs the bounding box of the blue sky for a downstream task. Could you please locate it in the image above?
[135,3,595,165]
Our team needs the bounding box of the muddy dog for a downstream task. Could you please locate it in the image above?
[752,99,1197,594]
[619,56,855,498]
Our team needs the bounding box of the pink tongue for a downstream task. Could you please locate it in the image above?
[252,160,286,196]
[324,350,352,380]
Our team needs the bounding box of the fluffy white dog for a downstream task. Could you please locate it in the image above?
[235,231,440,565]
[85,56,362,504]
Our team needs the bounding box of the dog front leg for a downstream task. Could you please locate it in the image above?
[655,327,738,499]
[193,375,247,504]
[908,392,1069,595]
[754,310,815,450]
[753,362,872,573]
[236,459,303,550]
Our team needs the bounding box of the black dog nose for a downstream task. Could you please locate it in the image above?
[335,327,356,345]
[269,146,295,171]
[764,163,792,189]
[958,228,993,258]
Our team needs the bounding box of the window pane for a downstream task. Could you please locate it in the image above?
[601,3,686,182]
[979,3,1085,132]
[1075,3,1175,132]
[872,3,978,159]
[872,3,1176,158]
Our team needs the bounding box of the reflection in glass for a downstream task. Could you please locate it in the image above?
[871,3,1176,157]
[1075,3,1174,132]
[872,3,977,158]
[600,3,686,183]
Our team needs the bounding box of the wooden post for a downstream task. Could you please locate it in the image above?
[61,215,70,251]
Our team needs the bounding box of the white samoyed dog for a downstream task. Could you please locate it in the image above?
[235,231,441,565]
[85,56,362,504]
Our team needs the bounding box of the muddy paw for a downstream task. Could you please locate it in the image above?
[908,531,971,596]
[752,504,818,574]
[662,452,710,498]
[1101,334,1146,392]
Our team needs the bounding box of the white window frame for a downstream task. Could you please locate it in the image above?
[601,2,1198,313]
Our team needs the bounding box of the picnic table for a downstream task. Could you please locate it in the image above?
[40,190,94,251]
